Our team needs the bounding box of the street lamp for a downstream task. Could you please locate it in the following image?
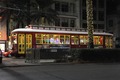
[86,0,94,48]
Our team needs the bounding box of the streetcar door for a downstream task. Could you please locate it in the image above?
[25,34,32,50]
[18,34,32,56]
[18,34,25,55]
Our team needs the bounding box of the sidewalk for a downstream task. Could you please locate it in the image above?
[0,57,55,68]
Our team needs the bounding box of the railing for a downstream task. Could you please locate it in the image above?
[25,48,70,63]
[32,25,104,32]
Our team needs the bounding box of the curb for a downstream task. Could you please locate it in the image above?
[0,62,76,68]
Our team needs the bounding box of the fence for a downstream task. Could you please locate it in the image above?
[25,48,70,63]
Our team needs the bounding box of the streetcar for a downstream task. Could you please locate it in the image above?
[10,26,113,57]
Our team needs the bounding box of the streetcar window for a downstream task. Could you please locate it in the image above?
[71,35,79,45]
[35,33,70,45]
[93,36,103,45]
[105,36,113,48]
[80,35,88,45]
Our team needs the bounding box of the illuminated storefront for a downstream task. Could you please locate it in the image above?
[0,17,7,52]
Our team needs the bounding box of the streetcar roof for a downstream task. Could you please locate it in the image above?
[11,28,113,36]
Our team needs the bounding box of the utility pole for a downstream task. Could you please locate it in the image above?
[86,0,94,48]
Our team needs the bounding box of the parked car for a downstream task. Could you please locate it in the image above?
[3,50,13,57]
[10,50,18,57]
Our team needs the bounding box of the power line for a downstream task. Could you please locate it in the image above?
[0,5,21,11]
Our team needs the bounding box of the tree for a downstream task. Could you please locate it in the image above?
[31,0,58,25]
[0,0,58,28]
[0,0,31,28]
[86,0,94,48]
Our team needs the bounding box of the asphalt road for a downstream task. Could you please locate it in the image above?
[0,63,120,80]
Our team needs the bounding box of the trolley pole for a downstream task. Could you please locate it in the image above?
[86,0,94,48]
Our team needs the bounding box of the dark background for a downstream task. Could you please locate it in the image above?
[107,0,120,15]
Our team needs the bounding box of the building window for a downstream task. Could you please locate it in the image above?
[55,19,60,26]
[82,0,86,7]
[93,0,97,8]
[55,18,75,27]
[70,3,75,13]
[108,20,113,27]
[98,24,104,29]
[93,10,97,20]
[82,9,87,20]
[55,1,60,11]
[93,24,97,29]
[82,23,87,29]
[61,2,69,12]
[98,11,104,21]
[98,0,104,8]
[54,1,75,14]
[61,18,69,27]
[70,19,75,27]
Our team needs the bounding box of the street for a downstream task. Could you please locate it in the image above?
[0,63,120,80]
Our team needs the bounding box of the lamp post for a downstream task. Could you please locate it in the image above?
[86,0,94,48]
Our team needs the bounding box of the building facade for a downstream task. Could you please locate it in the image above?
[106,4,120,48]
[0,1,7,52]
[0,0,108,51]
[52,0,106,32]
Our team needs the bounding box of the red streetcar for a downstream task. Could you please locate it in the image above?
[10,26,113,57]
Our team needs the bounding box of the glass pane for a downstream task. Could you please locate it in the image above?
[80,35,88,45]
[71,35,79,45]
